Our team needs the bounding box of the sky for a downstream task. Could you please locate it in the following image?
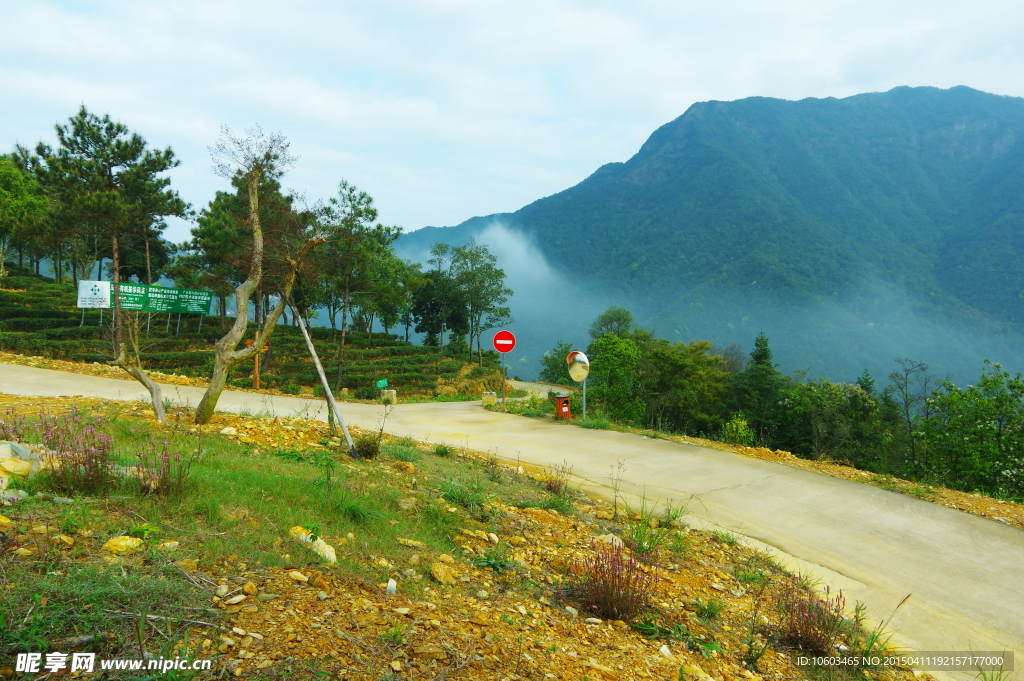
[3,0,1024,244]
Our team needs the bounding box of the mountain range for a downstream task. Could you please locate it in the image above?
[397,86,1024,384]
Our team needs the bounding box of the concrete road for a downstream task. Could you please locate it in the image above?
[2,363,1021,676]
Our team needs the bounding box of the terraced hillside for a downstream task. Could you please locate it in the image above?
[0,267,504,398]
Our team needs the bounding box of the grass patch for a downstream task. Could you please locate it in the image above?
[693,598,725,620]
[869,474,938,501]
[439,478,488,511]
[383,442,420,462]
[517,494,574,515]
[578,416,611,430]
[622,497,686,563]
[711,529,741,546]
[1,563,208,658]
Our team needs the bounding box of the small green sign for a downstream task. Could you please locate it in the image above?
[375,379,389,389]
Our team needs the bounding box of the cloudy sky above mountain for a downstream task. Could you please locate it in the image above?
[3,0,1023,242]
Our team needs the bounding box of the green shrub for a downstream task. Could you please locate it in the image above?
[280,384,301,395]
[354,386,380,400]
[437,359,463,373]
[722,414,755,446]
[353,434,381,460]
[433,444,452,457]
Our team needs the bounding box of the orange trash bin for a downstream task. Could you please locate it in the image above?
[555,394,572,420]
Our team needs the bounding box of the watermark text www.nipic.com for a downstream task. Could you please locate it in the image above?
[14,653,213,674]
[795,652,1014,672]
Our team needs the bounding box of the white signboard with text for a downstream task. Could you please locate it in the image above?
[76,280,111,309]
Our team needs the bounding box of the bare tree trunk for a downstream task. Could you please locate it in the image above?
[111,223,123,358]
[145,237,152,285]
[333,281,352,394]
[194,168,321,424]
[114,312,165,421]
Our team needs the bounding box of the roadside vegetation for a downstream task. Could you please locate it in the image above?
[530,306,1024,505]
[0,395,933,681]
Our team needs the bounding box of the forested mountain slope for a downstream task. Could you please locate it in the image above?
[399,86,1024,382]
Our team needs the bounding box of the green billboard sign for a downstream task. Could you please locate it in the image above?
[76,281,213,314]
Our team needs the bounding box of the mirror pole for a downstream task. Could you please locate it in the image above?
[582,379,587,420]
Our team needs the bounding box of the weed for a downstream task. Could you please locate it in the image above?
[848,594,909,667]
[631,616,722,659]
[127,523,163,540]
[579,417,611,429]
[622,497,681,563]
[472,546,516,573]
[668,531,691,558]
[631,614,690,642]
[741,581,773,672]
[484,452,503,482]
[33,410,118,496]
[132,437,194,496]
[734,567,768,585]
[693,598,725,620]
[711,529,740,546]
[433,443,453,457]
[544,460,574,495]
[973,655,1013,681]
[776,583,846,654]
[561,544,655,621]
[439,478,487,511]
[379,624,409,645]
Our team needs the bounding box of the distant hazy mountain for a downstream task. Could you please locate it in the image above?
[399,86,1024,383]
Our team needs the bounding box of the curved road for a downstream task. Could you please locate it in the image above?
[2,364,1021,678]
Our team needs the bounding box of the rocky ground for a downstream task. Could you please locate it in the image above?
[0,393,939,681]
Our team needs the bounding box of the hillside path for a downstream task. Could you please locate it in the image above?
[2,363,1021,676]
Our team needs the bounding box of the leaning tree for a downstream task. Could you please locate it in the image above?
[192,126,323,424]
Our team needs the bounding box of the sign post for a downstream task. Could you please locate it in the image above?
[492,330,517,406]
[566,351,590,420]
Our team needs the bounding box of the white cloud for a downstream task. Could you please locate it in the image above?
[3,0,1024,242]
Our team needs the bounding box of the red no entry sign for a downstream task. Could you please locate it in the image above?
[492,330,516,353]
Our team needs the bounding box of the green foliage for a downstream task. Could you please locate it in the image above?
[589,306,634,339]
[721,414,754,446]
[639,338,730,435]
[586,334,644,424]
[917,361,1024,498]
[539,340,574,384]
